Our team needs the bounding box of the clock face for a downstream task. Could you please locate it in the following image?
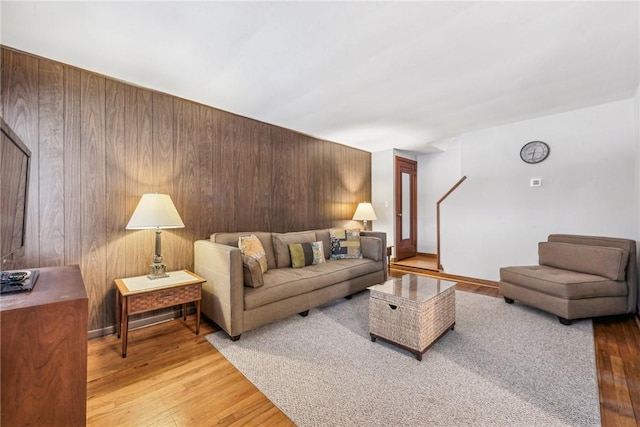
[520,141,550,164]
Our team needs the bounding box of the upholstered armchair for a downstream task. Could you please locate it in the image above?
[499,234,638,325]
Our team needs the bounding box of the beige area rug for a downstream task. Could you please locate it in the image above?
[206,290,600,426]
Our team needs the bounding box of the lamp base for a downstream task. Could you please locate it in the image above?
[148,262,169,280]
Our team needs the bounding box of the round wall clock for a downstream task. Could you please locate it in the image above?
[520,141,550,164]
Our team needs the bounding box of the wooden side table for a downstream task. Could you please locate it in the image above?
[115,269,205,358]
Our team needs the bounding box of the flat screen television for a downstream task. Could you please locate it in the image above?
[1,117,31,263]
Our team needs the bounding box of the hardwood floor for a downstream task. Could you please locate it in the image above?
[87,264,640,426]
[392,253,440,271]
[391,254,500,288]
[595,314,640,426]
[87,319,294,426]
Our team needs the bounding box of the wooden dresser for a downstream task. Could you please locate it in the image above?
[1,265,88,426]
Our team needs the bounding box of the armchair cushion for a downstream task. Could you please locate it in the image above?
[538,242,628,281]
[500,265,627,300]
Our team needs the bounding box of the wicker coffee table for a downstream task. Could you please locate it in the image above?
[368,274,456,361]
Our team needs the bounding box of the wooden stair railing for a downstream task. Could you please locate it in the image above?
[436,176,467,271]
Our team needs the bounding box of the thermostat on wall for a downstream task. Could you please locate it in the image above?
[530,178,542,187]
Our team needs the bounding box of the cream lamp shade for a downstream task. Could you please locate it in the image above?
[126,193,184,279]
[126,193,185,230]
[352,202,377,230]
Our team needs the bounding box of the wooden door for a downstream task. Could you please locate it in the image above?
[395,157,417,261]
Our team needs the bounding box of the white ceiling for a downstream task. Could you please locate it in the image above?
[1,1,639,154]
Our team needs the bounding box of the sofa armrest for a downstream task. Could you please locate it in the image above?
[194,240,244,338]
[361,231,388,280]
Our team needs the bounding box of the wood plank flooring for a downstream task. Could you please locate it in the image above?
[87,317,294,426]
[392,254,440,271]
[391,254,500,288]
[87,264,640,426]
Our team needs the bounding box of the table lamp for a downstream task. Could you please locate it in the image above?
[352,202,377,231]
[126,193,184,279]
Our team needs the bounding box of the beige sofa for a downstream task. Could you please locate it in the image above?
[194,229,387,340]
[499,234,638,325]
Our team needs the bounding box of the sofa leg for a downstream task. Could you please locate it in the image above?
[503,297,514,304]
[230,334,241,341]
[298,310,309,317]
[558,317,572,325]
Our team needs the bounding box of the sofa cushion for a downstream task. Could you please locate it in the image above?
[244,258,381,310]
[212,232,276,270]
[272,231,317,268]
[500,265,628,300]
[239,234,268,273]
[289,242,314,268]
[538,242,628,281]
[242,256,264,288]
[329,229,363,260]
[361,236,382,262]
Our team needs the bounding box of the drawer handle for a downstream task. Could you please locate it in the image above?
[157,293,176,300]
[388,304,397,310]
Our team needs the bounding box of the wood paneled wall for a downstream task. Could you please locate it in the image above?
[1,47,371,332]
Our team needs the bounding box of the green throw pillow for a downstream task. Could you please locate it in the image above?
[289,242,314,268]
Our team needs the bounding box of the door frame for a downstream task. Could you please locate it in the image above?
[394,156,417,261]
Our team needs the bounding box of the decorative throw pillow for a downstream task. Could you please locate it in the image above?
[272,231,317,268]
[329,229,363,260]
[289,242,314,268]
[311,241,326,265]
[242,256,264,288]
[238,234,268,273]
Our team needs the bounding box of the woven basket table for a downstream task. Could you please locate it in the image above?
[368,274,456,361]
